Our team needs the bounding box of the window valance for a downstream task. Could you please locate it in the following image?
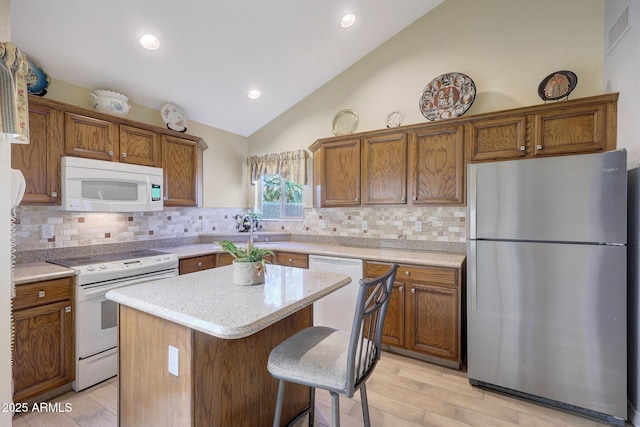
[0,42,29,144]
[248,149,308,185]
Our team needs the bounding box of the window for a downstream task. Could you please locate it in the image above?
[258,174,304,219]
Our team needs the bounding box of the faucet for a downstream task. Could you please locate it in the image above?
[242,214,254,245]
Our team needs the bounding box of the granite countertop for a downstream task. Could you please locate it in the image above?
[13,262,75,285]
[160,241,466,268]
[106,265,351,339]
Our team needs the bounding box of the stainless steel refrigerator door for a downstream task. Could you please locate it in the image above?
[467,240,627,419]
[468,150,627,243]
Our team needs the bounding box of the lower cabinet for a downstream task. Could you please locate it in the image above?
[364,261,464,369]
[273,251,308,269]
[179,254,216,275]
[12,276,75,402]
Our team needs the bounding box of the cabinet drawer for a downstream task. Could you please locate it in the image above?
[14,277,73,311]
[275,252,308,269]
[216,253,235,267]
[179,255,216,275]
[365,261,457,287]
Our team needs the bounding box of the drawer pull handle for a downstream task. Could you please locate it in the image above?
[65,306,71,313]
[51,191,58,198]
[519,145,525,151]
[404,271,410,276]
[38,290,45,298]
[288,258,293,262]
[398,287,403,292]
[536,145,543,150]
[197,262,203,267]
[122,152,128,158]
[108,150,114,156]
[411,288,416,294]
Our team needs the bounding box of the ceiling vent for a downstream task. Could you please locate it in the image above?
[607,5,630,55]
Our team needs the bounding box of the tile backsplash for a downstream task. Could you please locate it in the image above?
[14,205,466,251]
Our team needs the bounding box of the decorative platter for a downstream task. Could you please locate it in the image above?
[161,103,188,133]
[332,109,358,135]
[419,72,476,121]
[537,70,577,101]
[385,110,404,128]
[26,59,50,96]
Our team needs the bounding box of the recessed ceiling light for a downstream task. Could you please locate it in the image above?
[341,13,356,29]
[248,89,261,100]
[140,34,161,50]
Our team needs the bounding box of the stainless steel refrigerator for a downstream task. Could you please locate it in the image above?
[467,150,627,426]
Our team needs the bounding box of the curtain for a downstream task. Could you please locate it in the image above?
[0,42,29,144]
[248,149,308,185]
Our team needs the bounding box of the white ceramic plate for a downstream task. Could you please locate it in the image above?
[332,109,359,136]
[161,103,188,132]
[385,111,404,128]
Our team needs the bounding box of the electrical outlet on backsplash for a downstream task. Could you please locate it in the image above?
[13,205,466,251]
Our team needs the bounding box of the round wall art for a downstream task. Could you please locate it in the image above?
[419,72,476,121]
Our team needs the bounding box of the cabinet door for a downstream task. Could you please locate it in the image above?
[162,135,199,207]
[534,104,607,156]
[362,133,407,205]
[314,138,361,207]
[120,125,160,166]
[467,116,528,162]
[13,300,74,402]
[65,113,117,161]
[406,283,459,361]
[364,262,404,347]
[12,102,63,204]
[409,124,464,205]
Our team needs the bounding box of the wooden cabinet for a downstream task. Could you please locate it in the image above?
[362,133,407,205]
[466,115,528,162]
[313,138,361,207]
[364,261,463,369]
[179,254,216,275]
[12,99,63,204]
[274,251,308,269]
[119,125,160,166]
[162,135,199,207]
[12,276,75,402]
[65,112,117,161]
[409,124,465,205]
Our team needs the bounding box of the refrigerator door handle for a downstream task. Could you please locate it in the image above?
[468,240,477,312]
[468,165,477,240]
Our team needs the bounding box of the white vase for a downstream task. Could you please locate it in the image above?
[232,260,265,286]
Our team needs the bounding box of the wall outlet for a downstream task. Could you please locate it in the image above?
[362,220,368,231]
[168,345,179,376]
[41,224,54,239]
[414,221,422,232]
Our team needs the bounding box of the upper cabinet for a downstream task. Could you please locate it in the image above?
[12,98,64,204]
[311,94,618,207]
[16,95,206,207]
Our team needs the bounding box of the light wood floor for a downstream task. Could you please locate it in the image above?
[12,351,630,427]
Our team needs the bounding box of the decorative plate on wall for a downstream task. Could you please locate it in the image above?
[537,70,577,101]
[419,72,476,121]
[332,109,358,135]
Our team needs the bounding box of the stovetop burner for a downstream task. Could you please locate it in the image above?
[47,250,169,268]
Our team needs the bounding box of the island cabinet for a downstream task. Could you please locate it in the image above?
[12,276,75,402]
[179,254,216,275]
[364,261,464,370]
[12,98,63,204]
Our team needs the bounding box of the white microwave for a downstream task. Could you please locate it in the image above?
[62,156,163,212]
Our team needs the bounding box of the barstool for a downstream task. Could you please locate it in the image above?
[267,264,399,427]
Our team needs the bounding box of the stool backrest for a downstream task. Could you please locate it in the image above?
[345,264,399,395]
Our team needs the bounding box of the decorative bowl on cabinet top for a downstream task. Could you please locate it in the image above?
[90,89,131,116]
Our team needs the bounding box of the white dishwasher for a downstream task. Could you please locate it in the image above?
[308,255,363,331]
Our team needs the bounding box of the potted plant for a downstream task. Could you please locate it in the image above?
[219,239,274,285]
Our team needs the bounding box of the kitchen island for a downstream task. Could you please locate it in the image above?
[106,264,351,427]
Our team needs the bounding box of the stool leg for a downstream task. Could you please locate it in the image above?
[330,391,340,427]
[308,387,315,426]
[360,383,371,427]
[273,380,286,427]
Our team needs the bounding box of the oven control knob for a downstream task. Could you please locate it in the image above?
[99,264,107,270]
[86,266,95,272]
[155,257,162,261]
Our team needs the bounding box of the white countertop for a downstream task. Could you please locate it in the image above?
[160,241,466,268]
[13,262,75,285]
[106,264,351,339]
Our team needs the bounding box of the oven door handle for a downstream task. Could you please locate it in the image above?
[78,270,178,301]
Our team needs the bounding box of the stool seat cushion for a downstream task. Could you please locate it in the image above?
[268,326,352,395]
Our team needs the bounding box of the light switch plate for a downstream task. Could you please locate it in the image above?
[414,221,422,232]
[168,345,179,376]
[362,220,368,231]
